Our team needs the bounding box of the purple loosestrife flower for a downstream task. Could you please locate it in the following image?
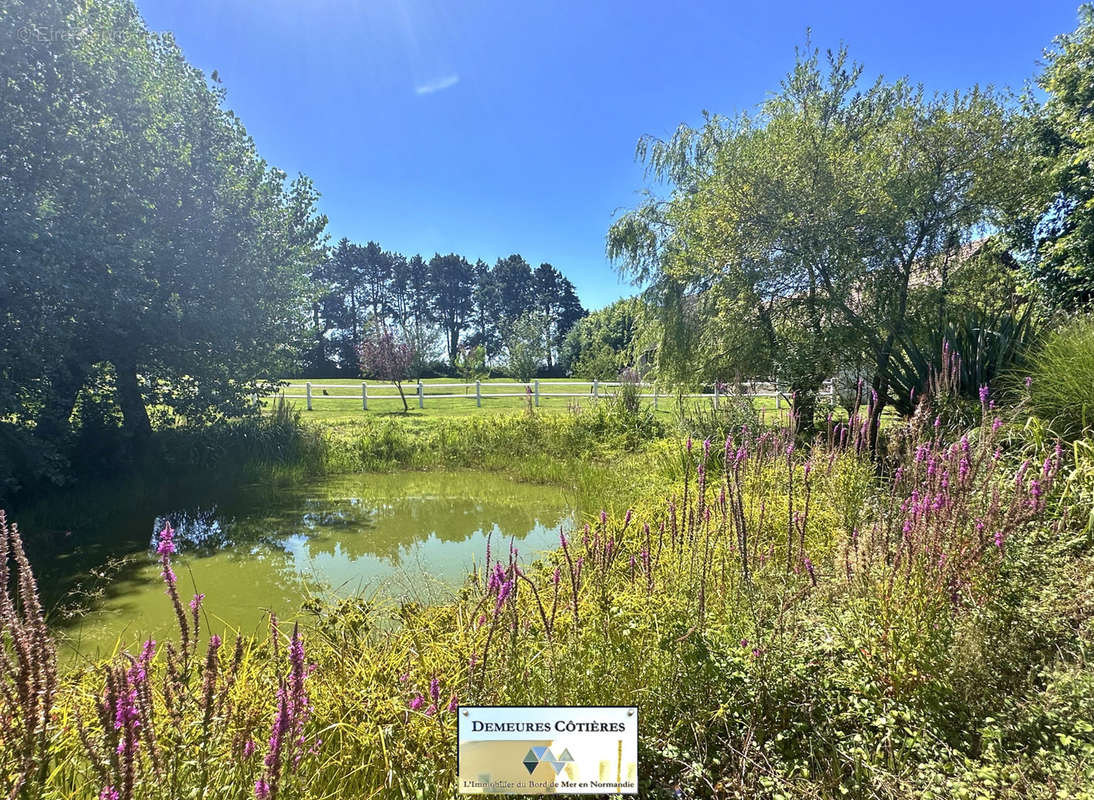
[425,704,437,717]
[495,580,513,614]
[686,436,693,454]
[190,593,204,613]
[703,438,711,458]
[599,509,608,527]
[255,778,270,799]
[99,788,119,800]
[244,739,256,758]
[409,694,424,711]
[447,695,459,713]
[429,677,440,704]
[979,385,990,406]
[156,523,176,556]
[1025,375,1033,389]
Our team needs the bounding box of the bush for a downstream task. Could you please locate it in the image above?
[1027,315,1094,439]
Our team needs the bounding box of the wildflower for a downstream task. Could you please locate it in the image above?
[992,417,1003,433]
[429,676,440,704]
[243,739,256,758]
[495,580,512,613]
[623,508,633,526]
[803,557,817,586]
[994,530,1004,549]
[255,778,270,799]
[447,695,459,713]
[703,438,711,458]
[599,509,607,526]
[99,788,119,800]
[686,436,693,453]
[409,695,424,711]
[189,593,205,613]
[156,523,176,556]
[740,638,749,648]
[979,385,990,406]
[1025,375,1033,389]
[424,704,437,717]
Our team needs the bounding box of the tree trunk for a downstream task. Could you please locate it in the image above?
[790,381,821,441]
[395,381,408,413]
[114,359,152,440]
[35,362,88,441]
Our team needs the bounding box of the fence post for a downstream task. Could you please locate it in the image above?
[362,382,368,410]
[417,381,424,409]
[714,381,720,410]
[305,381,312,411]
[593,378,599,401]
[476,380,482,408]
[534,379,540,407]
[829,379,837,406]
[775,382,781,410]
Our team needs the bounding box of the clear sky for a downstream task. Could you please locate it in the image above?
[135,0,1080,310]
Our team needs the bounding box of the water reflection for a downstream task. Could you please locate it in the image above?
[49,471,576,659]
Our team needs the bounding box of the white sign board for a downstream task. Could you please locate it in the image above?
[458,706,639,795]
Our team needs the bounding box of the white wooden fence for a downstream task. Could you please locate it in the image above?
[276,380,837,412]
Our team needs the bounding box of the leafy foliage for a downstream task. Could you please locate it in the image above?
[359,327,418,412]
[1026,4,1094,308]
[608,41,1032,434]
[887,306,1037,416]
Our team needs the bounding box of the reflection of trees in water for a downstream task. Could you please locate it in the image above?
[149,488,574,566]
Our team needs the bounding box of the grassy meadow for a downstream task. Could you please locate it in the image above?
[4,386,1094,799]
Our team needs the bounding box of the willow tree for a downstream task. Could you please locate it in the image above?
[608,43,1031,437]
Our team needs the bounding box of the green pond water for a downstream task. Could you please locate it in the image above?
[28,471,576,661]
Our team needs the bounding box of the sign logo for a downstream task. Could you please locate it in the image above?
[522,746,574,775]
[458,706,638,795]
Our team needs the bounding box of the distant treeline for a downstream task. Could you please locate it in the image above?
[304,240,586,377]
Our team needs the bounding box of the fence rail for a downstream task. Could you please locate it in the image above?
[271,380,837,412]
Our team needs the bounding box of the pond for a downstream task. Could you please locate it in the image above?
[27,471,577,661]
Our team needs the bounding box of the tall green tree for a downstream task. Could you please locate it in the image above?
[0,0,327,443]
[532,263,585,372]
[492,254,535,335]
[609,43,1030,435]
[1025,4,1094,308]
[428,253,475,364]
[469,259,499,359]
[561,297,644,379]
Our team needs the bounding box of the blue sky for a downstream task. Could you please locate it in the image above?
[136,0,1080,310]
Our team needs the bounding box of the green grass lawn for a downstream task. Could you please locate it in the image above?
[265,377,901,427]
[267,377,802,423]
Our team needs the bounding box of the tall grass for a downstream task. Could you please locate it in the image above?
[4,388,1092,798]
[1027,315,1094,439]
